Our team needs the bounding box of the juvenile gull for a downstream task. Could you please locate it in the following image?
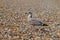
[25,12,48,26]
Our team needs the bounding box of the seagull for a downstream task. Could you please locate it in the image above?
[25,12,48,26]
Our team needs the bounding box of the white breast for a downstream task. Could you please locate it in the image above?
[28,14,32,21]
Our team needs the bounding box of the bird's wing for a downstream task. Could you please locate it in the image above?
[29,18,43,26]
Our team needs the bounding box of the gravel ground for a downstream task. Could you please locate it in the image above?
[0,0,60,40]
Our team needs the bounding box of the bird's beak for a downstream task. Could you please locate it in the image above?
[25,13,28,15]
[25,13,27,14]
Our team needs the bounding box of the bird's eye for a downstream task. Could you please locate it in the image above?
[29,12,32,14]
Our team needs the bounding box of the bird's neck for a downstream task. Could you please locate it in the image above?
[28,14,32,18]
[28,14,32,21]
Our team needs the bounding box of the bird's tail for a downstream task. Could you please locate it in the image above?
[42,23,48,26]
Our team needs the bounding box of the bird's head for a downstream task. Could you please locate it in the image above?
[25,12,32,15]
[25,11,32,18]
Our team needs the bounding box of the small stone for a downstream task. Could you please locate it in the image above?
[0,34,3,38]
[50,38,53,40]
[13,36,19,39]
[35,37,40,40]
